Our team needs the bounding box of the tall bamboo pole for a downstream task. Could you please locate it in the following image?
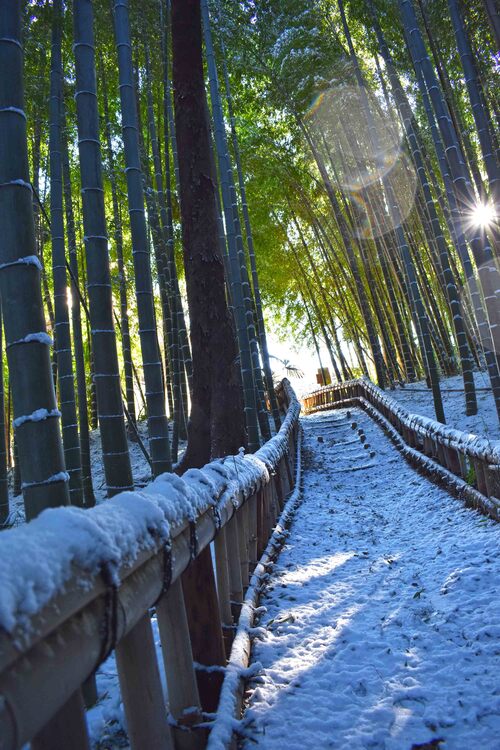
[113,0,172,477]
[72,0,133,495]
[49,0,84,506]
[369,5,477,414]
[61,101,95,506]
[215,0,281,431]
[0,0,70,519]
[201,0,262,450]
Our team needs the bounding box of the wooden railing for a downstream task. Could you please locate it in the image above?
[303,377,500,521]
[0,379,301,750]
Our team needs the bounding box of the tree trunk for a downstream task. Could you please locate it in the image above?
[100,59,137,430]
[0,0,70,520]
[113,0,172,477]
[72,0,133,495]
[201,0,262,450]
[49,0,84,506]
[172,0,247,711]
[172,0,246,467]
[401,0,500,421]
[61,101,95,507]
[448,0,499,216]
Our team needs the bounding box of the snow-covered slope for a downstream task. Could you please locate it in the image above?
[389,372,498,440]
[243,406,500,750]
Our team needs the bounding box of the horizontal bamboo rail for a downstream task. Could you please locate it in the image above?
[303,377,500,521]
[0,379,301,750]
[207,425,303,750]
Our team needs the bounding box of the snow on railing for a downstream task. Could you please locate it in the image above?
[0,379,301,750]
[303,378,500,520]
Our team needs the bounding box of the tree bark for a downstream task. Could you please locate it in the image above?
[172,0,247,712]
[172,0,246,468]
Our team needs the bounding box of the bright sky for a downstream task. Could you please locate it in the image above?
[266,330,330,398]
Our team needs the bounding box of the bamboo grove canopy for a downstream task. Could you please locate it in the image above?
[0,0,498,526]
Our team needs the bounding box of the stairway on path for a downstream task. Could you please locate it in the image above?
[241,407,500,750]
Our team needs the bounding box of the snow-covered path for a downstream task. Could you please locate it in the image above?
[242,407,500,750]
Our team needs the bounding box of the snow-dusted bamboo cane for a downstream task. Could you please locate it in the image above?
[0,0,69,519]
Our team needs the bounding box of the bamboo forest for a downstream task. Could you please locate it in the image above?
[0,0,499,748]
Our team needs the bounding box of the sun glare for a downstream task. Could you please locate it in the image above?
[470,201,497,230]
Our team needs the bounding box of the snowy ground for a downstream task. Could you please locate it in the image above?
[5,371,496,527]
[4,421,184,528]
[242,407,500,750]
[389,371,498,440]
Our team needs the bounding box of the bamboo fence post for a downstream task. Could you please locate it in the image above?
[485,465,500,502]
[155,579,205,750]
[262,482,272,541]
[444,445,462,475]
[273,466,284,513]
[225,513,243,619]
[423,435,434,457]
[281,455,292,498]
[81,674,98,708]
[237,504,250,589]
[459,453,469,479]
[247,493,258,573]
[256,488,266,555]
[213,527,234,655]
[115,612,174,750]
[31,689,90,750]
[274,472,282,519]
[474,458,489,495]
[267,481,276,538]
[436,441,447,467]
[181,546,226,713]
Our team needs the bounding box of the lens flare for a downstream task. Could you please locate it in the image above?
[305,85,417,240]
[470,201,497,230]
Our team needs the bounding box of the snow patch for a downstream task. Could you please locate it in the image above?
[0,382,300,635]
[13,408,61,429]
[242,407,500,750]
[8,332,53,348]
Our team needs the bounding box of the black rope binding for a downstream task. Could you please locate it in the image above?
[189,520,198,560]
[212,501,222,535]
[162,538,173,594]
[98,563,119,665]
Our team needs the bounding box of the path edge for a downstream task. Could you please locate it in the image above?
[207,425,304,750]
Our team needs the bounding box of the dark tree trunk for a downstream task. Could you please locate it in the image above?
[172,0,246,469]
[201,0,262,450]
[171,0,246,712]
